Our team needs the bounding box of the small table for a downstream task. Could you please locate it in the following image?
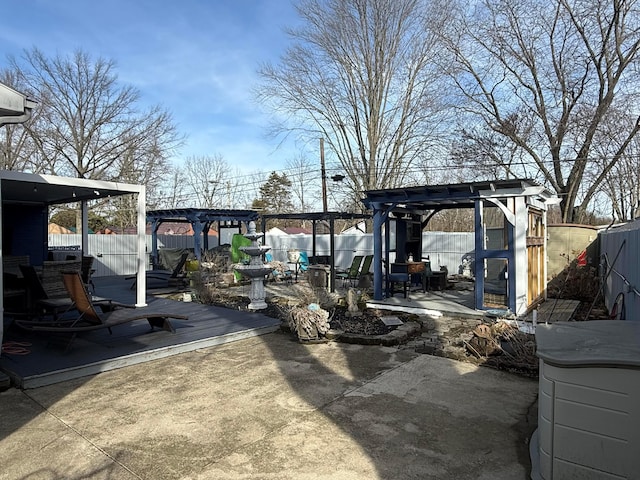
[394,262,428,292]
[287,261,302,281]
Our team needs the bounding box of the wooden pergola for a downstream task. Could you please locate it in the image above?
[362,180,557,314]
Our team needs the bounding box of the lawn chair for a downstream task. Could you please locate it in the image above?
[15,272,187,351]
[127,251,189,290]
[298,251,310,278]
[20,264,113,321]
[355,254,374,287]
[336,255,364,287]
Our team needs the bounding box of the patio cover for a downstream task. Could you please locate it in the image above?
[362,179,557,312]
[0,170,147,348]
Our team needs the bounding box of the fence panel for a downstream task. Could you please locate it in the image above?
[48,232,474,278]
[48,234,220,276]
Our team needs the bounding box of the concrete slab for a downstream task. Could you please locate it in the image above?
[0,332,538,479]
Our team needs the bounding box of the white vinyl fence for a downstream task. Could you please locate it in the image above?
[49,232,475,277]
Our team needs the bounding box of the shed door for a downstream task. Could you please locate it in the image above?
[527,210,545,305]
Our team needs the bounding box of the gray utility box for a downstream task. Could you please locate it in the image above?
[531,321,640,480]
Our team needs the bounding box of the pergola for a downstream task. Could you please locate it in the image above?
[362,179,557,314]
[260,211,370,292]
[146,208,260,264]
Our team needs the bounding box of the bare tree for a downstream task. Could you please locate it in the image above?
[284,153,320,214]
[257,0,450,210]
[183,154,231,208]
[154,165,188,210]
[9,48,182,181]
[587,110,640,221]
[444,0,640,222]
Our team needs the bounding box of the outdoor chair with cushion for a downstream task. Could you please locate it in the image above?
[15,272,187,351]
[387,263,410,298]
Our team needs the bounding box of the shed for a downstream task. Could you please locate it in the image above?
[362,179,557,315]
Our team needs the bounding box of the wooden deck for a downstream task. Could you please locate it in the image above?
[1,276,280,389]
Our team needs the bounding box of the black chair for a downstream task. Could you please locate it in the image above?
[81,255,96,293]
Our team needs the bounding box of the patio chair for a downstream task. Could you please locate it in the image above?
[356,254,374,286]
[387,263,410,298]
[336,255,364,287]
[19,264,113,321]
[81,255,96,293]
[15,272,186,351]
[298,251,309,275]
[41,260,82,299]
[127,251,189,290]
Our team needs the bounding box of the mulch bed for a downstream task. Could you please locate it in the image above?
[204,292,414,336]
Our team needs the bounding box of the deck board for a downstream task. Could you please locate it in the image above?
[1,276,280,389]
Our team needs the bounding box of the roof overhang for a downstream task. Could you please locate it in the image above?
[0,83,37,126]
[0,170,144,206]
[362,179,556,215]
[146,208,260,225]
[260,211,370,222]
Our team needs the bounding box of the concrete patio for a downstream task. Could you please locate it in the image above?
[0,330,538,479]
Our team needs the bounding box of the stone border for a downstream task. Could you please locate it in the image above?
[326,321,423,346]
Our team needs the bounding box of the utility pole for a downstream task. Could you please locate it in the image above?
[320,137,328,212]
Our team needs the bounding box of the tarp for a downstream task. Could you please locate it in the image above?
[231,234,252,281]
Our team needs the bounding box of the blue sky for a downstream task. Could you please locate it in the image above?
[0,0,301,172]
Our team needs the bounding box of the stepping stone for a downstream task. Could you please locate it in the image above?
[381,316,403,326]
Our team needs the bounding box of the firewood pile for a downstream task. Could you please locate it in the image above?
[288,304,331,342]
[464,321,538,376]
